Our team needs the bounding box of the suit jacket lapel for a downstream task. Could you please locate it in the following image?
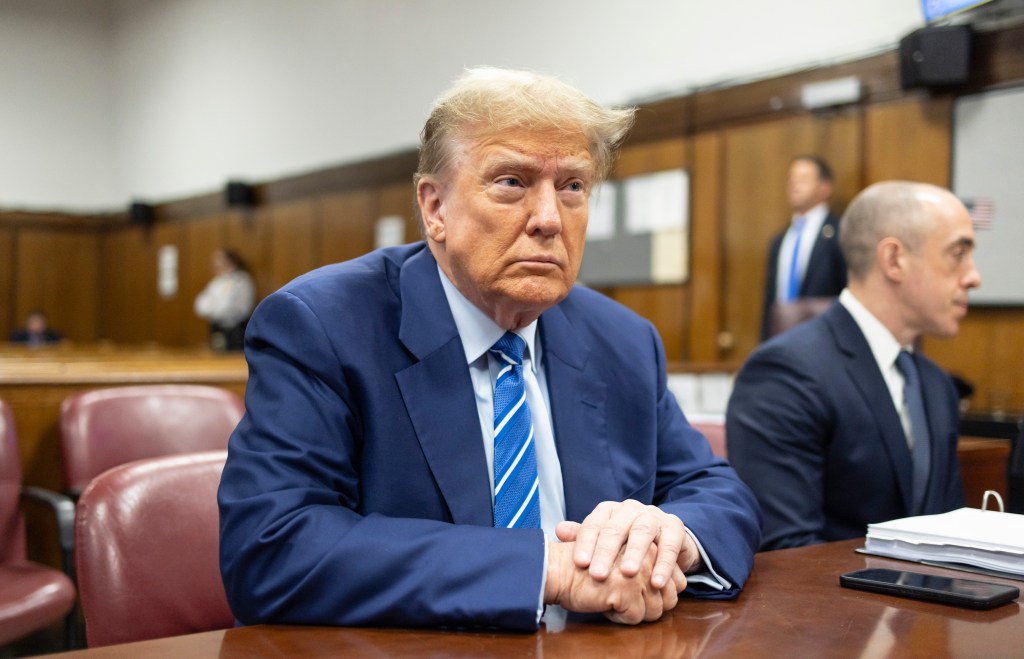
[539,303,614,522]
[803,213,838,292]
[917,356,950,502]
[394,247,492,526]
[825,305,914,511]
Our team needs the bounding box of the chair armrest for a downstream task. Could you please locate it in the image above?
[22,485,76,579]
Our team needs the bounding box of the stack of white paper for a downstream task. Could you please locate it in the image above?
[864,508,1024,577]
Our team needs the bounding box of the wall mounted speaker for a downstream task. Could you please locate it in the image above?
[129,202,155,227]
[225,181,257,207]
[899,25,972,90]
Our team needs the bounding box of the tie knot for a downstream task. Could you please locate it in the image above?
[792,215,807,230]
[895,350,918,385]
[491,331,525,366]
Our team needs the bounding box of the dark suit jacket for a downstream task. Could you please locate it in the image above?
[760,212,847,340]
[8,329,62,344]
[218,242,761,631]
[727,302,964,551]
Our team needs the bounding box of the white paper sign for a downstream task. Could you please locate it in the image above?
[157,244,178,298]
[624,169,688,234]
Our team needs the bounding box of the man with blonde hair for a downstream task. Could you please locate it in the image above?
[220,67,760,630]
[728,180,981,551]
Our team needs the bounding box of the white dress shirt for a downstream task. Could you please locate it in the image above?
[775,202,829,301]
[437,266,728,625]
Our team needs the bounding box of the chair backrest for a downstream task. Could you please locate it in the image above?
[1009,420,1024,514]
[691,418,727,458]
[60,384,244,494]
[768,296,836,338]
[0,399,27,563]
[74,450,233,647]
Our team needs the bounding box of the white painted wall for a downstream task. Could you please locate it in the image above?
[1,0,927,212]
[0,0,117,212]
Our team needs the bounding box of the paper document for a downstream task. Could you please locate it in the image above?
[863,508,1024,577]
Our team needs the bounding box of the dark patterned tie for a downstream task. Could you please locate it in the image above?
[896,350,932,514]
[490,332,540,528]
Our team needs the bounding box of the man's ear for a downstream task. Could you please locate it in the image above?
[877,237,906,282]
[417,177,446,243]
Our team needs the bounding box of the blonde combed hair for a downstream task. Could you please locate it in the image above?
[415,67,636,188]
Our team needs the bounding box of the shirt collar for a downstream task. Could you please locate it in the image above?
[436,265,541,373]
[839,288,909,371]
[794,200,827,226]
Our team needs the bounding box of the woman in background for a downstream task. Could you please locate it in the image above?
[194,248,255,351]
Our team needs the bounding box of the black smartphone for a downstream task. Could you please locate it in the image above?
[840,568,1020,610]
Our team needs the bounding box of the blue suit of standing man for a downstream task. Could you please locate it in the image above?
[728,181,980,551]
[218,67,761,631]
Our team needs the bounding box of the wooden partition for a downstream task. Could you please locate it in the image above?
[11,226,100,342]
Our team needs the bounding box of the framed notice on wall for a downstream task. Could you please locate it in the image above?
[953,85,1024,305]
[578,168,689,287]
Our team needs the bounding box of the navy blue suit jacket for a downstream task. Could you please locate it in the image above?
[760,212,847,340]
[727,302,964,551]
[218,243,761,631]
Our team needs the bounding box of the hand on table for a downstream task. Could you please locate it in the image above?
[544,539,684,624]
[556,499,700,590]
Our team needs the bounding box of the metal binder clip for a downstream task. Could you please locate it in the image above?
[982,489,1005,513]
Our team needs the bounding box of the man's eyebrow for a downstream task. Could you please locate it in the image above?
[482,152,595,178]
[947,236,975,250]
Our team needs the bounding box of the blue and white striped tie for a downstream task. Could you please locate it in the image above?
[490,332,540,529]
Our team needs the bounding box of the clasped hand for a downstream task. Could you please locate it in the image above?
[544,500,699,624]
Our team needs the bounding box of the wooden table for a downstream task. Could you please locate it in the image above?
[47,539,1023,658]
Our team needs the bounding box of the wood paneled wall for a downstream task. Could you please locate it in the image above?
[4,222,101,342]
[2,22,1023,415]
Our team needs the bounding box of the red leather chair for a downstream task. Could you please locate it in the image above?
[0,399,76,648]
[74,450,233,647]
[60,384,244,496]
[768,296,836,338]
[691,418,727,458]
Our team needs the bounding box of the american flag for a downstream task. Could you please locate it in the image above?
[963,197,994,230]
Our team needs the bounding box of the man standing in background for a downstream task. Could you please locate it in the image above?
[760,155,847,340]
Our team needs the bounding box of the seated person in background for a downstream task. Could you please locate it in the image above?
[727,181,980,551]
[218,66,761,631]
[193,248,255,351]
[760,155,846,341]
[8,310,63,346]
